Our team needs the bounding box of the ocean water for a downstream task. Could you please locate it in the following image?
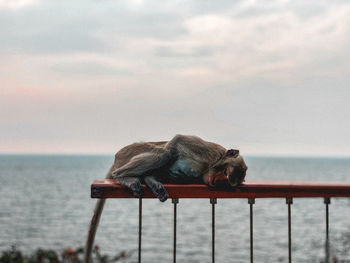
[0,155,350,263]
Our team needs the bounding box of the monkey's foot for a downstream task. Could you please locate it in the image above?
[116,176,143,198]
[144,176,168,202]
[153,184,168,202]
[130,181,143,198]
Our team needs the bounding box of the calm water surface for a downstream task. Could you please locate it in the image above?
[0,155,350,262]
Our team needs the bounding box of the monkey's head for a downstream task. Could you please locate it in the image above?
[208,149,248,187]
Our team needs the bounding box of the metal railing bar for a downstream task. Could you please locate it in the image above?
[286,197,293,263]
[138,198,142,263]
[210,198,217,263]
[248,198,255,263]
[91,180,350,199]
[324,197,330,263]
[172,198,179,263]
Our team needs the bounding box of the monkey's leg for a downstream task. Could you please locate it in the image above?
[117,177,143,198]
[144,176,168,202]
[112,148,172,178]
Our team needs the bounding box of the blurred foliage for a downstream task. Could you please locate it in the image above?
[0,245,133,263]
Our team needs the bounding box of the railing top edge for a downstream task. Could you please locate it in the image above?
[93,179,350,187]
[91,179,350,199]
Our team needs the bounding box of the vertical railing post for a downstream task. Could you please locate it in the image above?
[286,198,293,263]
[324,197,330,263]
[210,198,217,263]
[138,198,142,263]
[172,198,179,263]
[248,198,255,263]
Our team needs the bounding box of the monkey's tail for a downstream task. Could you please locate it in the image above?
[84,164,115,263]
[84,198,106,263]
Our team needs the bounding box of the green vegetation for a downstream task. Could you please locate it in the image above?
[0,246,133,263]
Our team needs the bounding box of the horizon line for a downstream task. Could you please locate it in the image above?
[1,152,350,159]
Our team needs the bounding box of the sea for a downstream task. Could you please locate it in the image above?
[0,155,350,263]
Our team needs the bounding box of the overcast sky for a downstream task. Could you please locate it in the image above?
[1,0,350,156]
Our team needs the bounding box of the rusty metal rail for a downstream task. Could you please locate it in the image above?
[91,180,350,263]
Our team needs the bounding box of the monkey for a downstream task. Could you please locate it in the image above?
[84,135,247,263]
[112,135,248,200]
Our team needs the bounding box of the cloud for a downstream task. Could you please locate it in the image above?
[1,0,350,155]
[0,0,38,9]
[166,3,350,84]
[50,62,129,76]
[0,4,108,54]
[154,45,214,57]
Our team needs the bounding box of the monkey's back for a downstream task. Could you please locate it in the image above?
[113,141,168,169]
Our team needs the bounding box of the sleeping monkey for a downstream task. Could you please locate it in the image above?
[112,134,248,201]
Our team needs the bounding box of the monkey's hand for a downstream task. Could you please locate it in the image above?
[115,176,143,198]
[144,176,168,202]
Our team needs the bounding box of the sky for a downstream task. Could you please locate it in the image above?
[1,0,350,156]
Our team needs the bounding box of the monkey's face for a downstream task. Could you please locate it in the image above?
[225,155,248,187]
[209,152,248,187]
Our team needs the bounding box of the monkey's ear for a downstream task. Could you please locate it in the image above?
[226,149,239,157]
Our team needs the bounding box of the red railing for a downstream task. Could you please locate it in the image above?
[92,179,350,199]
[91,180,350,263]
